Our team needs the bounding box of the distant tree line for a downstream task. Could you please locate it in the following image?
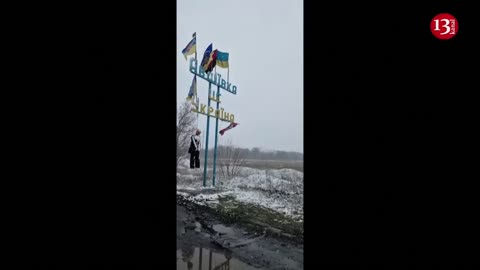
[206,146,303,161]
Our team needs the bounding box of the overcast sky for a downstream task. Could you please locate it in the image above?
[177,0,303,153]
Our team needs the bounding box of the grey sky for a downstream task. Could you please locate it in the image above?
[177,0,303,153]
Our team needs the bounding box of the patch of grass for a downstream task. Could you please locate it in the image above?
[216,195,303,241]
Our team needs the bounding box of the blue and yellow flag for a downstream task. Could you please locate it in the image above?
[216,51,229,68]
[181,34,196,60]
[186,75,197,101]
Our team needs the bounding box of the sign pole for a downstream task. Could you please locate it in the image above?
[187,54,237,188]
[212,84,221,186]
[203,81,212,187]
[194,33,199,127]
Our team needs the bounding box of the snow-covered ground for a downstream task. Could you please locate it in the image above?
[177,158,304,221]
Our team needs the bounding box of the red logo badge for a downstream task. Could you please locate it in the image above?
[430,13,458,40]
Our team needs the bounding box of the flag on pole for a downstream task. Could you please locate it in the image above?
[216,50,229,68]
[219,122,238,135]
[186,75,197,101]
[200,44,213,72]
[204,49,218,73]
[181,35,196,60]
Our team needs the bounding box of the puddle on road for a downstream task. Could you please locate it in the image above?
[177,246,259,270]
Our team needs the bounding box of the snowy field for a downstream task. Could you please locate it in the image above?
[177,158,304,221]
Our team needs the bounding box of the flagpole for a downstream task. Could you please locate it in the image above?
[194,32,199,128]
[212,66,220,186]
[203,81,212,187]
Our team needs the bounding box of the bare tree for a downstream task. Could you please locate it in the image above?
[218,138,247,179]
[177,101,197,168]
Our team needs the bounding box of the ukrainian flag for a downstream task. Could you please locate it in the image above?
[216,51,229,68]
[186,75,197,101]
[181,36,196,60]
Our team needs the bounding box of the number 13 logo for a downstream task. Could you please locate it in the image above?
[430,13,458,40]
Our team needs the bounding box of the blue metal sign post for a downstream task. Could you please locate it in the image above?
[187,57,237,187]
[212,86,221,186]
[203,82,212,187]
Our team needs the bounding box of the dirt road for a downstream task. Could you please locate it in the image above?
[177,201,303,270]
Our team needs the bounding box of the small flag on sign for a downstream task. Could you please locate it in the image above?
[186,75,197,101]
[216,50,229,68]
[219,122,238,135]
[200,43,213,72]
[204,49,218,73]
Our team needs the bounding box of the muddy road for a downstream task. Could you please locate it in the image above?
[177,201,303,270]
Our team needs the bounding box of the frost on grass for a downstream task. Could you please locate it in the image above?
[177,158,304,221]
